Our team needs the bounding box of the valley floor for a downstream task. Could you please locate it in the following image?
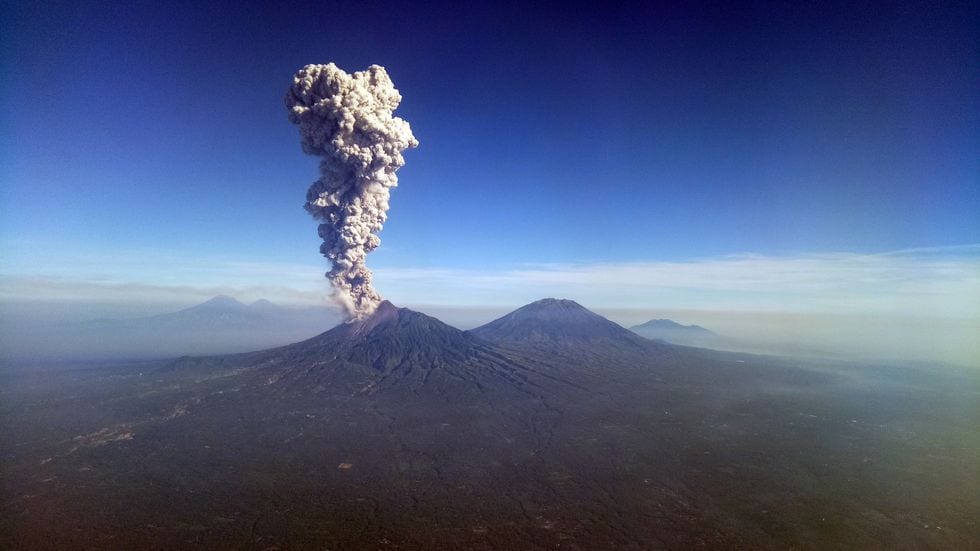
[1,348,978,549]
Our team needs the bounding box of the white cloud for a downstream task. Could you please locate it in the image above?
[375,245,980,318]
[1,244,977,320]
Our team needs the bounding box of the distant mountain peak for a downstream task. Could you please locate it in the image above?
[200,295,245,307]
[630,319,715,335]
[516,298,596,315]
[527,297,586,308]
[629,318,718,347]
[471,298,650,350]
[499,298,598,320]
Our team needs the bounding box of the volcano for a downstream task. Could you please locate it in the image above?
[472,298,663,364]
[285,301,487,368]
[170,300,540,395]
[630,318,720,347]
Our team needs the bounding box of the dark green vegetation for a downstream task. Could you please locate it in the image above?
[1,299,977,549]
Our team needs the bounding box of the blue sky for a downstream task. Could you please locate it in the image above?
[1,1,978,317]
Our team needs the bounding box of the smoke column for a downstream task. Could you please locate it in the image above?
[286,63,418,320]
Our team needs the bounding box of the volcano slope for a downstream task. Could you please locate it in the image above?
[2,300,978,549]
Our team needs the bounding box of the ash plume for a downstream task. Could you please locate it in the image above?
[286,63,418,320]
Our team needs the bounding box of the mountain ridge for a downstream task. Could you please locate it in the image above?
[171,300,538,394]
[631,318,714,334]
[629,317,720,347]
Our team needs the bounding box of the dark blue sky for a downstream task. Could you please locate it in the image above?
[2,0,977,277]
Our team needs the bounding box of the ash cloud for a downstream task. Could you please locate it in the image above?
[286,63,418,320]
